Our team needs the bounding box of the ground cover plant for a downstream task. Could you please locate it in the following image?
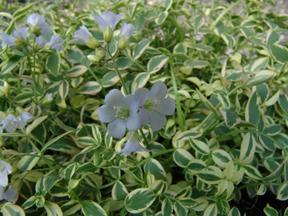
[0,0,288,215]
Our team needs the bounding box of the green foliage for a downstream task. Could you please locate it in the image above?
[1,0,288,215]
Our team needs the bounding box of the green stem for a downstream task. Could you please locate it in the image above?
[169,61,185,131]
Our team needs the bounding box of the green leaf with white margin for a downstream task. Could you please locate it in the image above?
[116,57,133,70]
[277,182,288,201]
[245,91,260,126]
[36,175,61,195]
[26,115,48,135]
[239,133,256,164]
[203,204,218,216]
[284,207,288,216]
[249,57,268,73]
[81,201,107,216]
[212,149,232,168]
[155,11,168,25]
[165,0,173,10]
[101,71,120,88]
[161,199,173,216]
[66,65,87,78]
[279,94,288,114]
[112,181,128,201]
[198,166,222,184]
[124,188,156,214]
[79,81,102,95]
[17,154,40,171]
[133,39,151,60]
[228,207,241,216]
[173,149,194,168]
[131,72,150,92]
[46,51,60,76]
[1,203,25,216]
[246,70,275,87]
[174,201,187,216]
[44,202,63,216]
[265,90,280,106]
[264,204,279,216]
[144,159,167,180]
[189,138,210,155]
[147,55,169,74]
[269,43,288,63]
[244,164,263,180]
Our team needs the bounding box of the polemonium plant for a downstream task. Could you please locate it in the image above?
[97,89,141,138]
[0,112,33,133]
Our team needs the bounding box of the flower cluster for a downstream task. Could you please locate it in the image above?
[1,13,63,51]
[98,82,175,154]
[0,112,33,133]
[0,160,17,203]
[73,10,134,51]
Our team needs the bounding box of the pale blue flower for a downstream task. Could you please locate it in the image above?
[27,13,51,35]
[97,89,141,139]
[74,26,92,44]
[120,136,147,155]
[48,35,64,51]
[1,33,15,48]
[12,27,28,40]
[0,114,19,133]
[0,186,17,202]
[135,82,175,131]
[94,11,122,30]
[35,36,48,48]
[120,23,134,38]
[17,112,33,129]
[1,28,29,48]
[0,160,12,187]
[73,26,98,48]
[0,112,33,133]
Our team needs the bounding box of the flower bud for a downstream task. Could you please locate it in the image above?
[118,37,128,49]
[87,37,99,49]
[103,27,113,43]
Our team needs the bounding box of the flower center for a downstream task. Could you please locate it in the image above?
[144,99,155,110]
[115,107,130,119]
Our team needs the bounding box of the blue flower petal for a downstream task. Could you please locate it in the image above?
[126,114,141,131]
[36,36,48,48]
[108,119,126,138]
[97,105,115,123]
[1,33,15,48]
[120,137,146,155]
[73,26,92,44]
[48,35,64,51]
[120,23,134,38]
[94,11,122,30]
[157,97,175,115]
[104,89,125,107]
[149,81,167,100]
[2,186,17,202]
[12,27,28,40]
[149,111,166,132]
